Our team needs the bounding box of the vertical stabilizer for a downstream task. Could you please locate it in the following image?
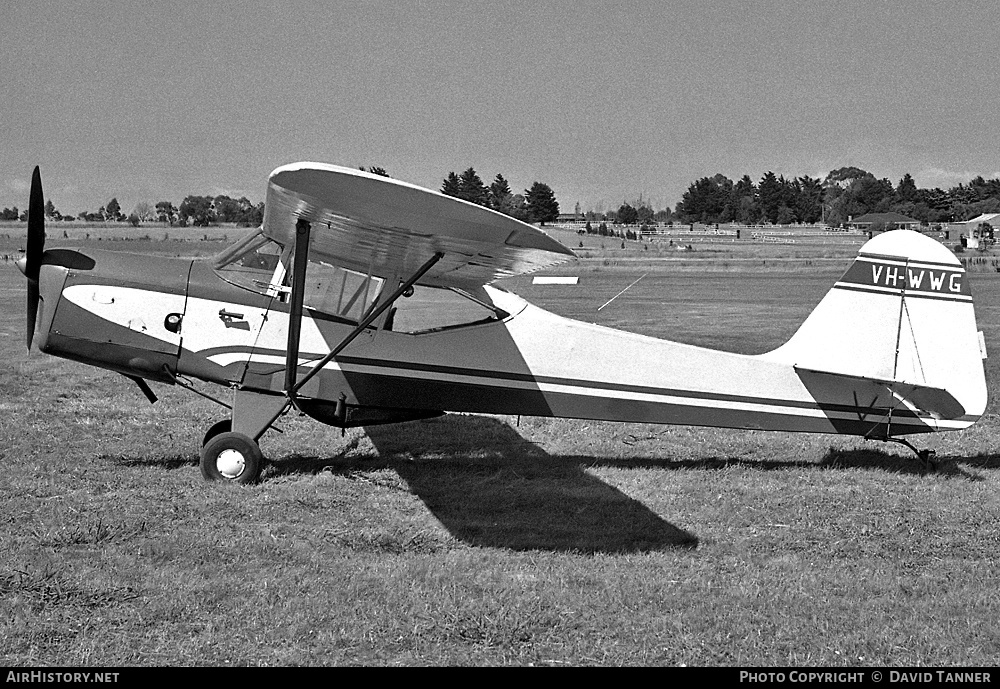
[762,230,987,424]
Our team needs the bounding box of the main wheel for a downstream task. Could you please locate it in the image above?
[200,431,264,485]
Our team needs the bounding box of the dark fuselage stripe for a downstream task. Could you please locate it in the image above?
[857,252,961,270]
[832,283,972,302]
[225,347,953,422]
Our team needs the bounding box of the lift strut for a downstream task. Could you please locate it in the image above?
[233,218,443,441]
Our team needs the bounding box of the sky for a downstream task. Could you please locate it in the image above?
[3,0,999,217]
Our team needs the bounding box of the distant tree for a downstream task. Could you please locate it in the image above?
[0,206,18,221]
[776,205,796,224]
[795,175,824,223]
[757,172,784,223]
[617,203,639,225]
[441,172,461,197]
[819,170,894,223]
[133,201,154,222]
[676,174,733,223]
[239,201,265,227]
[966,175,1000,202]
[361,166,389,177]
[179,195,215,226]
[500,193,530,221]
[525,182,559,225]
[855,176,895,214]
[44,199,59,219]
[105,198,122,222]
[824,166,871,189]
[213,195,242,223]
[729,175,757,223]
[127,213,141,227]
[457,167,489,206]
[896,173,918,203]
[489,174,512,210]
[156,201,178,225]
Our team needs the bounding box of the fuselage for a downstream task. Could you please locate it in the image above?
[33,245,978,438]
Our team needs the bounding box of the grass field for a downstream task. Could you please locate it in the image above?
[1,237,999,667]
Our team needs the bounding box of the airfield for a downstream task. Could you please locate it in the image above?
[1,224,999,666]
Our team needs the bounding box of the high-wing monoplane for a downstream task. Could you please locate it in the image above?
[17,163,988,483]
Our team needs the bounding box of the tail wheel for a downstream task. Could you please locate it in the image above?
[200,431,264,485]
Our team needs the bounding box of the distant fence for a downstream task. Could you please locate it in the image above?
[555,221,963,246]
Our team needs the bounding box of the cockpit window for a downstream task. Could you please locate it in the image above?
[388,285,506,334]
[213,230,385,322]
[301,261,385,323]
[213,230,505,330]
[213,230,288,297]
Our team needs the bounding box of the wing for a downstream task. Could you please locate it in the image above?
[261,162,576,289]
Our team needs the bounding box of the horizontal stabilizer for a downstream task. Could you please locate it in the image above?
[795,367,965,420]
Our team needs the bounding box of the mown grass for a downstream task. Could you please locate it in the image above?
[1,247,999,667]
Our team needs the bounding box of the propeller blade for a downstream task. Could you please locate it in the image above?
[26,166,44,279]
[25,166,45,350]
[26,278,39,350]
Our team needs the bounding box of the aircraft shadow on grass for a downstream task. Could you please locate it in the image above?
[581,429,1000,479]
[107,416,1000,551]
[267,414,700,554]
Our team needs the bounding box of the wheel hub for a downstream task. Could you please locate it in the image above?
[216,448,246,479]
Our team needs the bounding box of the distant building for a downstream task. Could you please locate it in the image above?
[946,212,1000,237]
[845,212,921,232]
[963,212,1000,229]
[955,213,999,249]
[556,211,583,224]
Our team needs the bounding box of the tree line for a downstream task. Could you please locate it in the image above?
[439,167,560,225]
[10,164,995,231]
[674,167,1000,226]
[1,194,265,228]
[1,165,561,227]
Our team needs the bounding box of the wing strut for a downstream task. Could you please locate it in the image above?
[289,253,444,399]
[232,219,444,442]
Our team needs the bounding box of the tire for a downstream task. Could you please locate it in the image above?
[202,419,233,448]
[200,431,264,485]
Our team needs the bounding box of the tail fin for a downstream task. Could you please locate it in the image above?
[763,230,987,424]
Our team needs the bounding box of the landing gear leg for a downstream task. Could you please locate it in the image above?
[198,390,289,484]
[884,437,937,472]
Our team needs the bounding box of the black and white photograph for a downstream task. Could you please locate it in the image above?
[2,0,998,670]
